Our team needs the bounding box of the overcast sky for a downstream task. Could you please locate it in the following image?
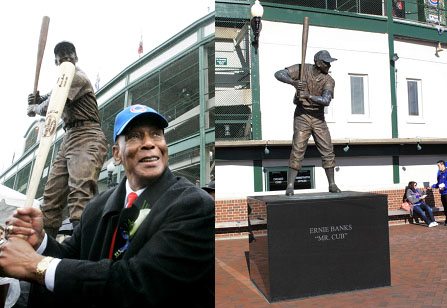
[0,0,214,174]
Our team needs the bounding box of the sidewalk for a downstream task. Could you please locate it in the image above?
[216,223,447,308]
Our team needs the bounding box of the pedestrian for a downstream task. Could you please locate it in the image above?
[406,181,437,227]
[430,160,447,225]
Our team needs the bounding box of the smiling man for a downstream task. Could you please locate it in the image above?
[0,104,215,308]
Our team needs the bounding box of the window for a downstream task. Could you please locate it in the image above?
[349,74,370,121]
[24,126,39,153]
[351,75,365,114]
[407,79,422,118]
[264,166,314,191]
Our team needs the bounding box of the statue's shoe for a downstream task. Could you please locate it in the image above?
[329,184,341,193]
[285,185,294,196]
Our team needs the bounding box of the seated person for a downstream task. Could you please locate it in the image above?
[406,181,437,227]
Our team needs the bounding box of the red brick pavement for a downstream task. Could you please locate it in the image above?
[216,223,447,308]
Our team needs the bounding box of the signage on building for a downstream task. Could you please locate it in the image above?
[425,0,446,25]
[216,57,227,65]
[268,169,312,191]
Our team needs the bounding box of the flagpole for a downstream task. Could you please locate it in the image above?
[138,32,143,58]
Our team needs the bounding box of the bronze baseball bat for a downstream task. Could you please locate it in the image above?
[300,17,309,81]
[32,16,50,104]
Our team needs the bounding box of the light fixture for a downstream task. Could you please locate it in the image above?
[417,142,422,151]
[107,162,116,188]
[392,53,399,62]
[264,141,270,155]
[343,144,350,152]
[250,0,264,52]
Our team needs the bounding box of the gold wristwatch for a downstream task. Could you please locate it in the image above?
[36,256,54,285]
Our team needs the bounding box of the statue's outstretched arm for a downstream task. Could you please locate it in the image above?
[274,69,295,85]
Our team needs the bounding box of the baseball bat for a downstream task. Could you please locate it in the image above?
[299,17,309,81]
[32,16,50,104]
[24,62,75,208]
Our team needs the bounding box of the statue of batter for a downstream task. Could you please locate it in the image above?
[275,50,341,196]
[27,41,108,237]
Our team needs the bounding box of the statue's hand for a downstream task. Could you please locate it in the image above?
[299,92,311,100]
[27,93,36,105]
[27,105,37,117]
[295,80,307,92]
[298,85,311,99]
[28,92,44,105]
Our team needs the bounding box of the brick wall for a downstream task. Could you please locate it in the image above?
[215,188,444,238]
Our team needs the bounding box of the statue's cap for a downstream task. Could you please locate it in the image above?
[54,41,76,55]
[314,50,337,63]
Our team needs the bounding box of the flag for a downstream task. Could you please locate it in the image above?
[138,36,143,57]
[95,73,100,91]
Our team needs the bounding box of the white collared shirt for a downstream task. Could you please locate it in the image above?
[40,179,146,291]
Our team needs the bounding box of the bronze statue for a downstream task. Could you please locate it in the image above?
[275,50,341,196]
[27,41,108,237]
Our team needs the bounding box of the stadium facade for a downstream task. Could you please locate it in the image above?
[215,0,447,236]
[216,0,447,197]
[0,12,215,198]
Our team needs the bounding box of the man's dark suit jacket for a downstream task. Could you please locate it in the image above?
[28,168,214,308]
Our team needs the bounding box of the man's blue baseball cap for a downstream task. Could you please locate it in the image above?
[113,104,169,142]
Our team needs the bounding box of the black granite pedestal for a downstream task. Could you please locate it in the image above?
[247,191,390,302]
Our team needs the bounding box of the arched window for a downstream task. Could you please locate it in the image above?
[24,125,39,153]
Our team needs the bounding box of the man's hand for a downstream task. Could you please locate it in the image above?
[0,237,44,282]
[6,208,45,250]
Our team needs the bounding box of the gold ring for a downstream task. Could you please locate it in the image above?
[6,225,13,234]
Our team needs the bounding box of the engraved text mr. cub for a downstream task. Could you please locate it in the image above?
[309,224,352,242]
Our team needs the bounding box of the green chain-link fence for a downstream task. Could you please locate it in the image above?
[237,0,447,25]
[216,19,253,141]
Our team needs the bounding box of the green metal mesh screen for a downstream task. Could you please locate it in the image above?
[4,175,15,190]
[99,94,125,160]
[169,146,201,184]
[16,163,32,194]
[258,0,446,25]
[215,19,253,141]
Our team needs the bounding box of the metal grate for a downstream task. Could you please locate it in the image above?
[169,146,201,184]
[259,0,447,25]
[215,19,253,141]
